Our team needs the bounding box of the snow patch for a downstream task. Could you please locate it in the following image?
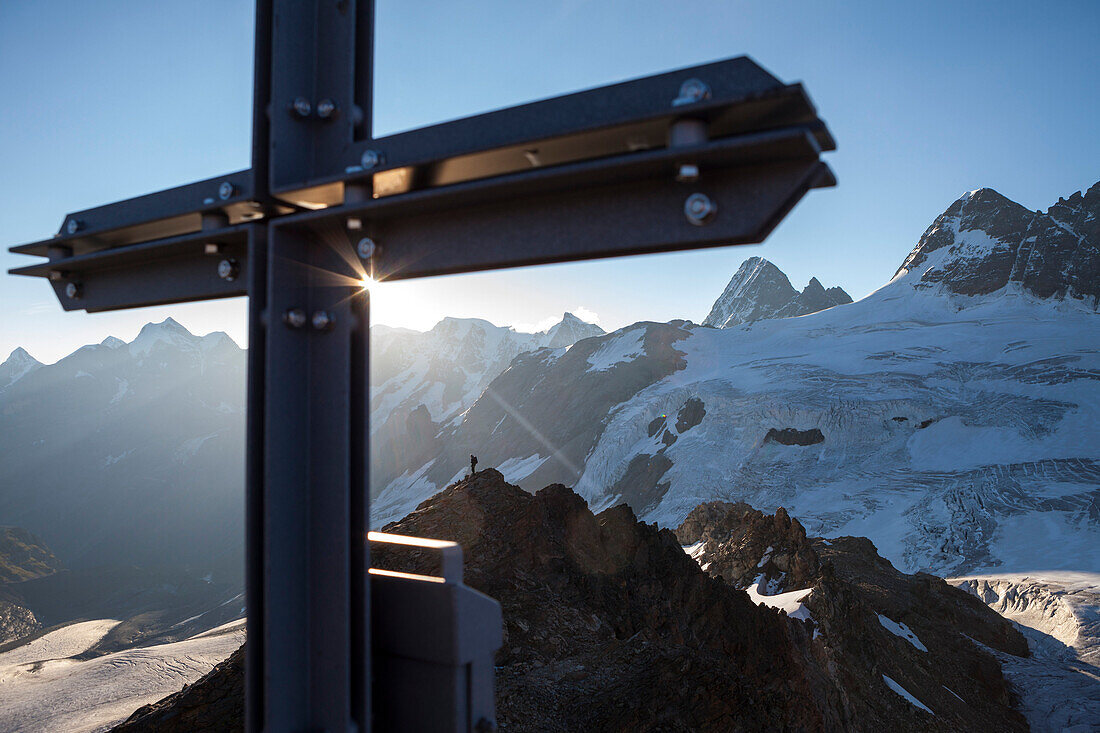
[586,328,645,372]
[104,450,134,467]
[745,574,814,623]
[681,541,707,563]
[0,620,120,668]
[877,613,928,651]
[175,432,221,461]
[0,619,244,733]
[496,454,549,484]
[882,674,934,715]
[109,378,129,405]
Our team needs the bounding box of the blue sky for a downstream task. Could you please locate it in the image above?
[1,0,1097,363]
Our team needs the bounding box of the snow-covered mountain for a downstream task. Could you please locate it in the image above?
[702,256,851,328]
[372,182,1100,586]
[896,185,1099,299]
[0,347,42,390]
[0,318,247,578]
[0,312,602,585]
[369,313,603,495]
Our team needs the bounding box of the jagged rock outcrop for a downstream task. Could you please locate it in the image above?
[676,501,1030,731]
[764,427,825,446]
[119,474,1031,732]
[894,182,1100,301]
[702,257,851,328]
[0,599,39,644]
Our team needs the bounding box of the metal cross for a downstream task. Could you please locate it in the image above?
[7,1,835,730]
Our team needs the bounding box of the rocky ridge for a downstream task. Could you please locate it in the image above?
[895,182,1099,301]
[114,472,1030,732]
[677,501,1030,729]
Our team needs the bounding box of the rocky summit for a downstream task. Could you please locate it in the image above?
[895,182,1100,300]
[702,256,852,328]
[115,471,1030,732]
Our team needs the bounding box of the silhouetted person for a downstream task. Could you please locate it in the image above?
[470,454,478,475]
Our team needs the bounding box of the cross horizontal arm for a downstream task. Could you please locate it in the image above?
[7,56,834,313]
[294,56,833,205]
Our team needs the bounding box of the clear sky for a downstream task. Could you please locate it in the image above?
[2,0,1097,363]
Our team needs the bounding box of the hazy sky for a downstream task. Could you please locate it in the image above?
[2,0,1097,363]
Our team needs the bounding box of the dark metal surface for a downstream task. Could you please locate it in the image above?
[262,225,370,730]
[324,56,832,194]
[11,227,249,313]
[10,169,258,258]
[368,533,501,731]
[267,0,359,191]
[243,225,266,733]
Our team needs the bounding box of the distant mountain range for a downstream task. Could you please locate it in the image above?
[3,183,1097,584]
[0,313,603,597]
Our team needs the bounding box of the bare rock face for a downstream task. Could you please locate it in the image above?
[0,526,61,643]
[764,427,825,446]
[123,474,1034,732]
[676,502,820,588]
[0,526,61,583]
[894,182,1100,301]
[676,502,1029,731]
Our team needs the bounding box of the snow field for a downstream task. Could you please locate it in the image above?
[0,619,245,733]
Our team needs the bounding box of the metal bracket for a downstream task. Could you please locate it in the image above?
[368,532,503,732]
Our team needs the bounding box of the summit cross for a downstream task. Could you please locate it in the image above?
[6,2,835,730]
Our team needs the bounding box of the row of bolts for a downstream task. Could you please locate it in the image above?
[59,78,719,314]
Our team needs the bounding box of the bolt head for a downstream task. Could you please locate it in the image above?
[676,163,700,183]
[64,282,82,299]
[218,181,235,200]
[684,192,717,226]
[292,97,312,118]
[311,310,335,331]
[360,149,382,169]
[356,237,377,260]
[282,308,307,329]
[673,78,711,107]
[65,219,82,236]
[316,99,337,119]
[217,258,240,282]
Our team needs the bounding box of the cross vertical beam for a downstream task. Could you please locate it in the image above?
[259,224,370,730]
[249,2,373,729]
